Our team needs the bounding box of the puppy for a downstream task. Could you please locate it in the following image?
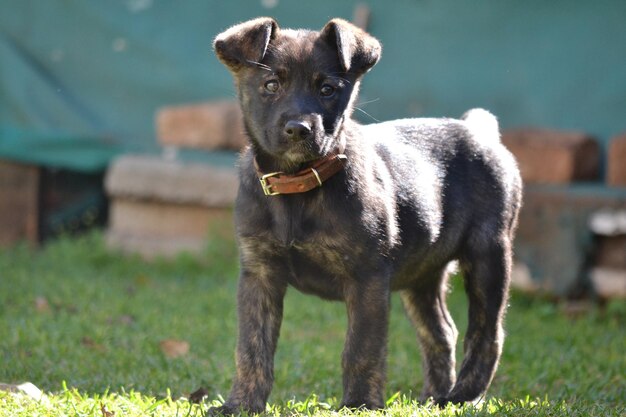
[211,17,522,415]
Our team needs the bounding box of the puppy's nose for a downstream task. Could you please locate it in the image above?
[283,120,312,141]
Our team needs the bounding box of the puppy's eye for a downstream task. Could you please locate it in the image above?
[264,80,280,93]
[320,84,335,97]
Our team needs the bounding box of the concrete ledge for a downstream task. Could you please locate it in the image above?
[105,154,238,207]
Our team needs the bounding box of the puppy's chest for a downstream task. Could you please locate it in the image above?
[270,204,362,298]
[282,235,359,300]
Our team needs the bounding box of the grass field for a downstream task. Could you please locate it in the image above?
[1,232,624,416]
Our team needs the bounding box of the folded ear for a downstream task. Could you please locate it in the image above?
[320,18,381,75]
[214,17,279,72]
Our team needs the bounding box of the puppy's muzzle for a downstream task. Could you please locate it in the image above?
[283,120,313,142]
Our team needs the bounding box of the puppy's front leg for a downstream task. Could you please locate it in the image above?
[341,275,390,410]
[210,269,287,416]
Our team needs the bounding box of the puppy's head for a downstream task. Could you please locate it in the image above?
[214,18,381,169]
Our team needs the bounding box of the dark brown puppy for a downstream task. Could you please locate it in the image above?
[211,17,522,415]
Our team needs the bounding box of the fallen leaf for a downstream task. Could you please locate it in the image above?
[134,274,152,287]
[35,297,50,313]
[100,403,115,417]
[81,336,107,352]
[159,339,190,358]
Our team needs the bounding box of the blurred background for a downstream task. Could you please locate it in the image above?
[1,0,625,300]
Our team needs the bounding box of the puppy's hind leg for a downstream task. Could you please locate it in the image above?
[400,269,458,402]
[443,233,512,405]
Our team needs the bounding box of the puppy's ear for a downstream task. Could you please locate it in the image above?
[320,18,381,75]
[214,17,279,72]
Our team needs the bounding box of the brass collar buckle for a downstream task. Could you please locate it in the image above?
[259,171,283,196]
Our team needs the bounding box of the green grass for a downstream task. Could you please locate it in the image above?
[1,231,624,416]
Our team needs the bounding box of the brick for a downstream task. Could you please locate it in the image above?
[502,128,600,184]
[0,160,39,246]
[513,184,626,297]
[607,134,626,187]
[105,155,238,208]
[156,100,247,151]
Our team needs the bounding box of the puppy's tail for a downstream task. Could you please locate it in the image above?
[461,108,500,143]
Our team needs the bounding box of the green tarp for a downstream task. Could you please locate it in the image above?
[2,0,625,172]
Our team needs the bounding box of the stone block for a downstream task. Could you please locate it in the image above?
[502,128,600,184]
[106,198,233,258]
[607,134,626,187]
[105,154,238,257]
[590,268,626,299]
[156,100,247,151]
[105,154,238,208]
[0,160,39,246]
[513,184,626,297]
[108,198,233,240]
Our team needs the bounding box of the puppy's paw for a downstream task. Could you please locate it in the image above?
[208,403,265,416]
[340,399,384,411]
[434,397,451,408]
[434,395,471,409]
[207,405,235,416]
[207,404,248,416]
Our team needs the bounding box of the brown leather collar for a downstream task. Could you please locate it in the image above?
[255,152,347,196]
